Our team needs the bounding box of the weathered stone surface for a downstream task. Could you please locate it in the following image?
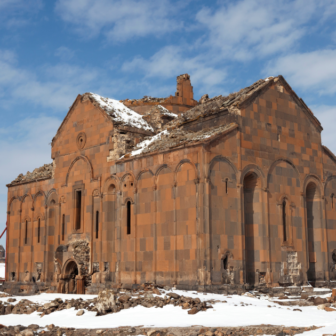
[95,290,116,315]
[6,73,336,295]
[314,297,328,305]
[188,307,199,315]
[76,309,85,316]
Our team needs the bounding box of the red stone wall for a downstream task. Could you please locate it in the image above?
[6,79,336,292]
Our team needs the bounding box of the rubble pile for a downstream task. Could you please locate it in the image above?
[142,105,177,131]
[0,284,217,317]
[0,324,320,336]
[0,297,96,316]
[166,78,272,130]
[122,96,167,104]
[10,163,53,185]
[128,124,237,157]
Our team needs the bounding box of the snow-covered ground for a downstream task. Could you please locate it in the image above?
[0,264,5,279]
[0,289,335,335]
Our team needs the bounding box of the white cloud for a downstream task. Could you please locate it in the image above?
[122,46,227,95]
[266,49,336,95]
[55,0,182,41]
[0,114,61,247]
[195,0,322,61]
[0,50,113,110]
[0,0,43,27]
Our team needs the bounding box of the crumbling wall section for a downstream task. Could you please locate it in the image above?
[280,252,302,285]
[142,105,177,131]
[107,127,150,162]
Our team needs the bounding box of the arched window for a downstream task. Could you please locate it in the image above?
[96,211,99,239]
[222,255,228,270]
[75,190,82,230]
[25,220,28,244]
[331,193,334,209]
[282,200,287,242]
[127,201,131,235]
[37,218,40,243]
[62,214,65,241]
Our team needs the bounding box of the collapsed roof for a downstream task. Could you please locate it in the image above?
[9,75,323,185]
[10,163,53,185]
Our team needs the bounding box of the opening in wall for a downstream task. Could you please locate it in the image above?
[332,193,334,209]
[282,200,287,242]
[96,211,99,239]
[62,214,65,241]
[127,201,131,235]
[25,220,28,244]
[37,218,40,243]
[75,190,82,230]
[223,255,228,270]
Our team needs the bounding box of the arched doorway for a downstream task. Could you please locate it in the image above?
[306,182,323,282]
[62,260,78,294]
[243,172,262,285]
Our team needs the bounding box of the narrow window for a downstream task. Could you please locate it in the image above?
[62,214,65,241]
[282,200,287,242]
[96,211,99,239]
[25,220,28,244]
[225,179,228,194]
[127,201,131,235]
[277,133,280,141]
[37,218,40,243]
[223,255,228,270]
[332,194,334,209]
[75,190,82,230]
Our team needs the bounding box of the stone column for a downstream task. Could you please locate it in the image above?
[76,275,85,294]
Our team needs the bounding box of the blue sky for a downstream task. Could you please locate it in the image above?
[1,0,336,247]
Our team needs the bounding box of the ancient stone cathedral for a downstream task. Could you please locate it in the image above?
[4,74,336,294]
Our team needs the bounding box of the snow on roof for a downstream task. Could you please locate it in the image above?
[88,93,154,132]
[123,123,237,158]
[127,130,169,157]
[157,105,178,118]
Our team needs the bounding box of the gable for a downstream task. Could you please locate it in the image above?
[240,78,322,156]
[51,96,113,159]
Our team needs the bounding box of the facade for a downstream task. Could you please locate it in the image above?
[4,74,336,295]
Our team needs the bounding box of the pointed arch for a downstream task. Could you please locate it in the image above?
[174,159,199,185]
[208,155,238,179]
[267,158,300,187]
[61,258,79,275]
[103,175,120,195]
[33,190,47,208]
[122,197,134,206]
[136,169,154,181]
[20,194,33,211]
[8,196,20,213]
[46,189,58,206]
[120,172,136,191]
[303,175,323,197]
[324,175,336,195]
[64,155,95,187]
[240,164,266,189]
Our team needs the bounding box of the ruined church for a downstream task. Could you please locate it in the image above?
[5,74,336,294]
